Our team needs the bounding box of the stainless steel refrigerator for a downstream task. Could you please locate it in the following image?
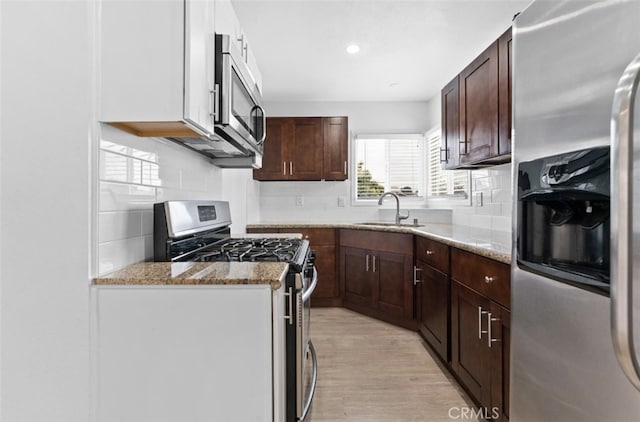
[512,1,640,420]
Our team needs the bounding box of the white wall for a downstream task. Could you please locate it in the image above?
[259,101,452,224]
[1,1,92,420]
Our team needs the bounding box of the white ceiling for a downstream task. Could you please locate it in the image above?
[232,0,531,103]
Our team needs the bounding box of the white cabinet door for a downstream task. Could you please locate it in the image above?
[245,38,264,94]
[214,0,243,48]
[100,0,184,122]
[214,0,263,93]
[91,285,274,422]
[184,0,215,135]
[100,0,215,136]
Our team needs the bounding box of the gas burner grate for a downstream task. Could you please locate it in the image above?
[195,237,303,263]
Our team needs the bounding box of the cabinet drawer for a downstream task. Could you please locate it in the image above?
[246,227,280,234]
[451,248,510,308]
[340,229,413,255]
[281,227,335,246]
[415,236,449,273]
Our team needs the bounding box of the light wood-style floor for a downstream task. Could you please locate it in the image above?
[307,308,477,422]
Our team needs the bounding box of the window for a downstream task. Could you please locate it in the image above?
[353,130,470,205]
[354,134,426,201]
[426,130,470,200]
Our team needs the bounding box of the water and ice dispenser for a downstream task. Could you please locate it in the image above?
[517,147,610,293]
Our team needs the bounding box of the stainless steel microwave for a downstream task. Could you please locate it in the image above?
[167,33,265,169]
[211,33,265,167]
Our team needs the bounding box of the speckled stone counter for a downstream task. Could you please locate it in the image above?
[246,222,512,264]
[92,261,289,290]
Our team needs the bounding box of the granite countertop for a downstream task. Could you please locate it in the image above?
[246,222,512,264]
[92,261,289,290]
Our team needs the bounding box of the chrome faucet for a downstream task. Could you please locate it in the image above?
[378,192,410,225]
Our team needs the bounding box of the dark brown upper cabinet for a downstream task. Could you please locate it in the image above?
[498,28,513,160]
[441,76,460,169]
[441,27,512,169]
[253,116,348,181]
[322,117,349,181]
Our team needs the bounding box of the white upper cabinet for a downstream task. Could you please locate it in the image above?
[99,0,215,137]
[184,0,216,136]
[245,38,263,93]
[214,0,242,51]
[214,0,263,93]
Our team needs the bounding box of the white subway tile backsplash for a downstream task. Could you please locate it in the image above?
[143,235,155,261]
[100,140,128,155]
[156,187,221,202]
[99,150,124,182]
[98,211,143,243]
[491,215,512,233]
[451,163,513,232]
[474,202,502,216]
[491,188,511,204]
[131,149,158,163]
[141,161,161,186]
[474,176,491,192]
[99,182,156,212]
[98,237,145,275]
[141,210,154,236]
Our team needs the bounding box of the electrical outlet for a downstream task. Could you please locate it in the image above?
[338,196,346,207]
[295,196,304,207]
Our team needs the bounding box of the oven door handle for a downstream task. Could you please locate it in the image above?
[300,340,318,422]
[301,267,318,303]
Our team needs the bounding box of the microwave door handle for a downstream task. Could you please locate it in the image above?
[254,104,267,145]
[611,51,640,392]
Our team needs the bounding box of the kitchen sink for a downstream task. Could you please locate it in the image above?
[356,222,424,228]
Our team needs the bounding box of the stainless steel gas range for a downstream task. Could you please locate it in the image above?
[153,200,318,422]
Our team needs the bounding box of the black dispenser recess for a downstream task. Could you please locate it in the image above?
[517,146,610,294]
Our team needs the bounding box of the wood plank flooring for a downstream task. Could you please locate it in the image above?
[307,308,477,422]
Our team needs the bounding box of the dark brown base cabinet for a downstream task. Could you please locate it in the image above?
[451,248,511,421]
[340,229,414,329]
[247,225,511,419]
[415,236,451,363]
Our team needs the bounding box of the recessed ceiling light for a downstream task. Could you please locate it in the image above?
[389,82,399,88]
[346,44,360,54]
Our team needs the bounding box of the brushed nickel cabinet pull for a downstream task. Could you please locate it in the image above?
[478,306,488,339]
[484,275,495,284]
[459,140,468,156]
[487,312,501,348]
[440,148,449,163]
[413,266,423,285]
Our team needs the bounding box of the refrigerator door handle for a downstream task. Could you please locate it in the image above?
[611,51,640,392]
